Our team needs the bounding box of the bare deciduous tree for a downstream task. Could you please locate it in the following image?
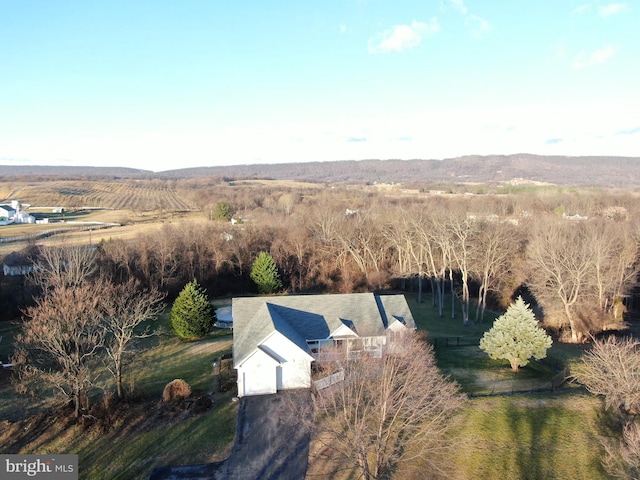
[471,221,521,322]
[574,336,640,479]
[304,332,466,480]
[573,336,640,415]
[13,283,107,418]
[526,220,594,342]
[28,244,97,291]
[446,210,477,324]
[101,280,166,399]
[602,420,640,480]
[527,219,638,341]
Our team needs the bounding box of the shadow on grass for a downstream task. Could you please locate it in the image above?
[458,394,609,480]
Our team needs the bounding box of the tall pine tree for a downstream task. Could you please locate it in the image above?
[169,279,213,339]
[250,252,282,294]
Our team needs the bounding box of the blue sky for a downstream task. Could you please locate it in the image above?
[1,0,638,171]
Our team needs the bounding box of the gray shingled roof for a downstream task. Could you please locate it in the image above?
[233,293,416,367]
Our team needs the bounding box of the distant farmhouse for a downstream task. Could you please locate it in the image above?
[232,293,415,397]
[2,246,40,276]
[0,201,35,225]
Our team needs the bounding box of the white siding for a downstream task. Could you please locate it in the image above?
[261,332,312,391]
[236,349,278,397]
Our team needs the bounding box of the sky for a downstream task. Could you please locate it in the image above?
[1,0,639,171]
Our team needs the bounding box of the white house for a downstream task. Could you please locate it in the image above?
[232,293,416,397]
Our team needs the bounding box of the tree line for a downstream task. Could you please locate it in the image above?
[4,183,639,342]
[91,185,640,343]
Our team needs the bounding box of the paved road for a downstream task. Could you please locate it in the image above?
[150,390,312,480]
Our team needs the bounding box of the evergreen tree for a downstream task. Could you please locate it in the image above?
[169,279,214,339]
[479,296,552,372]
[250,251,282,294]
[213,201,232,221]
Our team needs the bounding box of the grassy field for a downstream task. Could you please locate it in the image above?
[425,393,608,480]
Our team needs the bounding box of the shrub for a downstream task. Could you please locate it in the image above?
[162,379,192,402]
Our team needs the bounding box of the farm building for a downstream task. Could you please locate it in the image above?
[0,201,35,225]
[232,293,415,397]
[0,205,16,224]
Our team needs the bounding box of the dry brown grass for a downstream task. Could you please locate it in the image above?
[0,210,207,258]
[230,179,325,189]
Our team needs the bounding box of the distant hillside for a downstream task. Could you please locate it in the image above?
[3,155,640,187]
[157,155,640,187]
[0,165,151,178]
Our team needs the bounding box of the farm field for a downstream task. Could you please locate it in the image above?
[0,178,206,257]
[1,179,194,211]
[0,210,206,258]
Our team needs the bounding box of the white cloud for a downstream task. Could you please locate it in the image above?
[572,44,618,68]
[368,19,439,54]
[572,3,592,14]
[450,0,468,15]
[465,15,492,38]
[599,3,628,17]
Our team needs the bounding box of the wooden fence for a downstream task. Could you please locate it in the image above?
[0,223,121,244]
[430,336,481,348]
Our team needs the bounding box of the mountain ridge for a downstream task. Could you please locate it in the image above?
[1,154,639,187]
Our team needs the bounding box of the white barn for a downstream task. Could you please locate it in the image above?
[232,293,416,397]
[0,205,16,223]
[0,201,35,224]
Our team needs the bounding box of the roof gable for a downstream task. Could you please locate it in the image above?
[330,322,359,338]
[236,345,283,368]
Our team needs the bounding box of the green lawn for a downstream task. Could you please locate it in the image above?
[405,292,586,395]
[450,393,610,480]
